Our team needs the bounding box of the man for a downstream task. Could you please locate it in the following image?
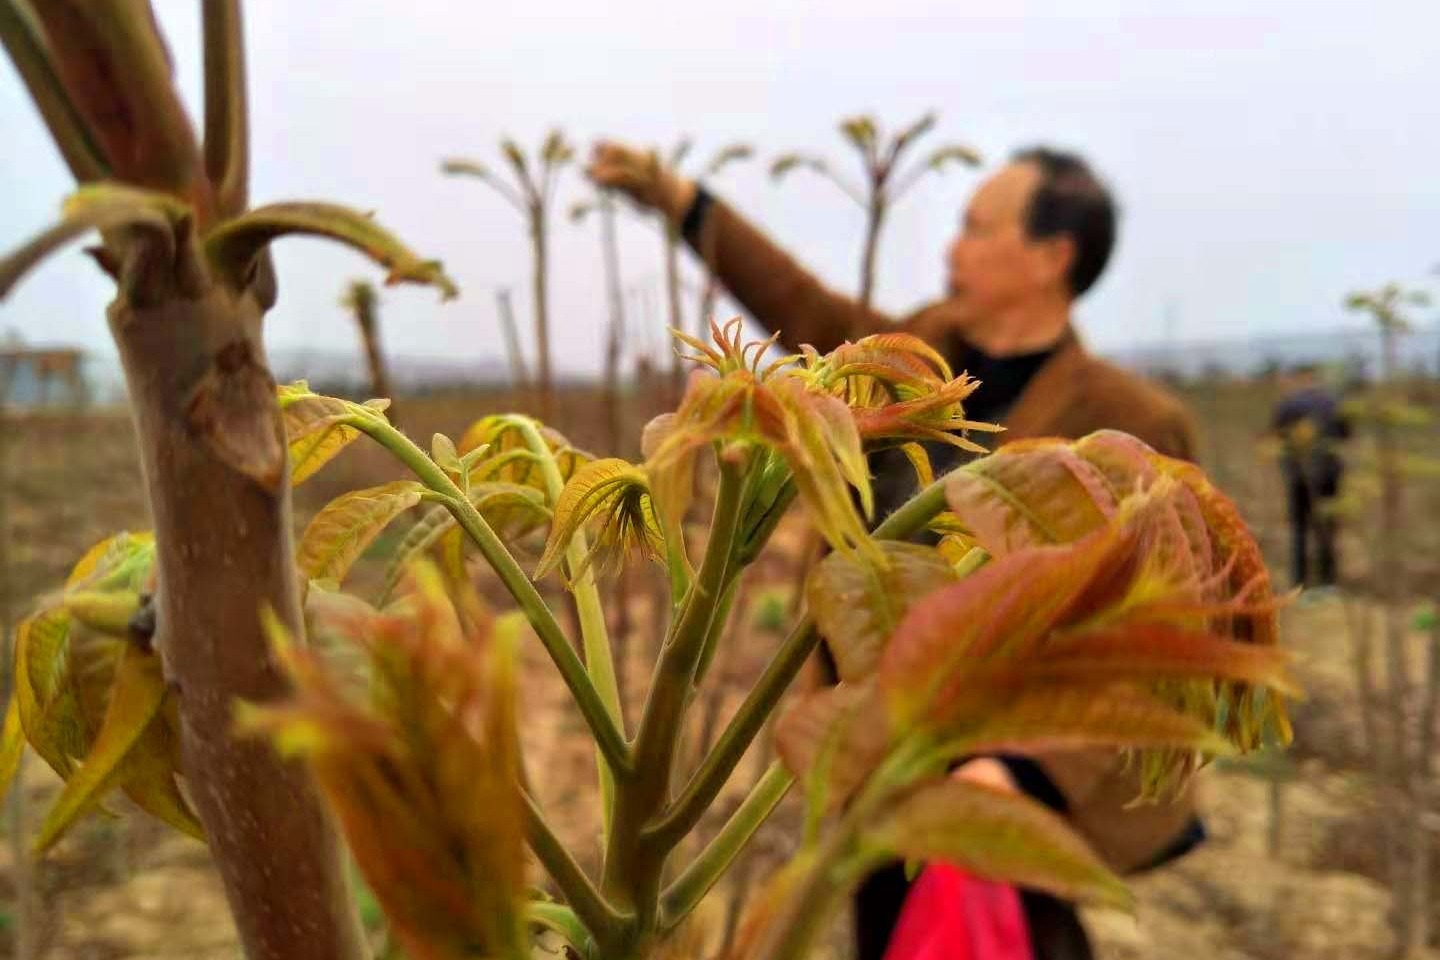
[1270,363,1351,590]
[589,143,1200,959]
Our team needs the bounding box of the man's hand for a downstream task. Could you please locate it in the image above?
[586,141,697,223]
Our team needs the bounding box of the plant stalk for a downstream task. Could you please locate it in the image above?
[111,285,366,960]
[352,416,630,776]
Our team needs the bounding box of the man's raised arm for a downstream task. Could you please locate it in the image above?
[587,141,889,354]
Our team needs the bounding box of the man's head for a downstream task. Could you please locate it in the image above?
[945,147,1117,339]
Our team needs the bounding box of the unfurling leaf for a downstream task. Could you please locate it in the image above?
[927,144,984,171]
[806,542,956,682]
[535,458,662,580]
[278,381,391,484]
[36,644,167,852]
[1,533,200,850]
[869,779,1131,910]
[205,202,459,300]
[839,115,879,152]
[240,564,529,960]
[297,481,424,583]
[430,432,461,476]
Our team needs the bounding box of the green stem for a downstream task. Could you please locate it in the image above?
[748,742,923,960]
[603,460,747,920]
[693,574,740,688]
[511,417,624,835]
[649,471,952,848]
[658,760,792,929]
[352,414,630,776]
[523,791,628,947]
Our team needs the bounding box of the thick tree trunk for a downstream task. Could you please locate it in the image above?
[109,286,365,960]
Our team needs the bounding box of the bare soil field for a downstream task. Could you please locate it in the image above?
[0,376,1436,959]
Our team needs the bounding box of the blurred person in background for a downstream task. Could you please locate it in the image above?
[1270,362,1351,592]
[590,141,1201,960]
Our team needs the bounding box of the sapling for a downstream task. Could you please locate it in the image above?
[771,112,980,310]
[0,2,456,955]
[1341,281,1438,954]
[441,132,574,421]
[342,280,397,423]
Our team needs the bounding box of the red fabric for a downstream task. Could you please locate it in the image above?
[882,864,1034,960]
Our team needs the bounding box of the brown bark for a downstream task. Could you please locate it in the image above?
[110,284,365,960]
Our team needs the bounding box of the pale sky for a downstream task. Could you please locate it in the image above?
[2,0,1437,375]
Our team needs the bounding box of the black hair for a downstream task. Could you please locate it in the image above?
[1012,147,1117,297]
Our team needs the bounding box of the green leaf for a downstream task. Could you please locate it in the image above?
[0,701,25,807]
[278,382,390,484]
[14,609,85,779]
[36,644,167,853]
[868,778,1131,910]
[205,202,459,300]
[926,144,983,171]
[379,483,548,603]
[806,542,956,682]
[431,433,461,475]
[0,184,187,299]
[63,590,141,636]
[297,481,425,583]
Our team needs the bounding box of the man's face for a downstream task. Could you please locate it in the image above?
[945,161,1071,322]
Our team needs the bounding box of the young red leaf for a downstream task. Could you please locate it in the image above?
[946,441,1118,555]
[775,683,891,815]
[806,541,956,681]
[869,779,1131,910]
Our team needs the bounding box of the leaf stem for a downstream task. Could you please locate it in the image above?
[511,417,625,834]
[648,470,953,847]
[658,760,792,929]
[603,459,747,920]
[523,790,629,947]
[350,414,630,776]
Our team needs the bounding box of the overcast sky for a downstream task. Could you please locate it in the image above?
[2,0,1437,374]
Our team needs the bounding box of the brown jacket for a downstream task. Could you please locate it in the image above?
[692,196,1202,873]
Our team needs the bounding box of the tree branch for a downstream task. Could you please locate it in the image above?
[202,0,248,217]
[28,0,203,197]
[0,0,108,181]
